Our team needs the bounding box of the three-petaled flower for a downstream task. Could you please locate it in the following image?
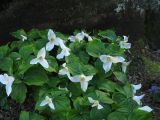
[0,74,14,96]
[68,32,85,42]
[133,94,145,105]
[88,97,103,109]
[69,74,93,92]
[21,35,27,41]
[46,29,63,51]
[30,47,49,68]
[132,83,142,94]
[40,96,55,110]
[99,55,125,73]
[119,36,131,49]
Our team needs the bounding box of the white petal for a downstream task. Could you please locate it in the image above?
[97,104,103,109]
[54,38,63,46]
[76,32,85,41]
[88,36,93,41]
[132,84,142,94]
[85,76,93,81]
[122,61,131,73]
[40,100,48,106]
[58,68,69,75]
[30,58,39,65]
[0,75,7,85]
[68,36,76,42]
[21,35,27,41]
[39,59,49,68]
[37,47,46,58]
[80,81,88,92]
[88,97,95,103]
[133,94,145,105]
[103,62,112,73]
[48,29,56,41]
[46,42,55,51]
[6,84,12,96]
[64,49,70,57]
[48,102,55,110]
[56,51,65,59]
[99,55,108,63]
[120,41,131,49]
[138,106,153,112]
[111,56,125,63]
[123,36,129,42]
[69,75,80,82]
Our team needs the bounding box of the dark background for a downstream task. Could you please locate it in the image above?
[0,0,159,50]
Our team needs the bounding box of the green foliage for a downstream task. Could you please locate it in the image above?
[0,29,152,120]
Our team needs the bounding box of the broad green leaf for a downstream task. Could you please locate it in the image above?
[112,92,126,104]
[128,110,152,120]
[113,72,127,83]
[9,52,21,61]
[107,111,127,120]
[98,29,117,41]
[96,90,113,104]
[0,57,13,74]
[0,45,9,59]
[106,43,124,56]
[86,40,105,57]
[24,66,48,86]
[11,83,27,103]
[73,97,88,111]
[11,29,27,40]
[19,111,46,120]
[98,81,116,92]
[19,44,34,59]
[45,56,58,72]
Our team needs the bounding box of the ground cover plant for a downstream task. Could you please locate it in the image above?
[0,29,153,120]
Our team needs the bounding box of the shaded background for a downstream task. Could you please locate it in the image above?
[0,0,159,50]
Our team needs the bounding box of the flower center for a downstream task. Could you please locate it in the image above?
[39,56,43,60]
[80,76,85,81]
[107,57,112,62]
[51,38,55,42]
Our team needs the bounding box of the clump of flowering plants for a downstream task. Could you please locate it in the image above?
[0,29,152,120]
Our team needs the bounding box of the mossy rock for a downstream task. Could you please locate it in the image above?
[143,56,160,80]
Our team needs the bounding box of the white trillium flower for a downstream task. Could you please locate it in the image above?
[138,106,153,112]
[30,47,49,68]
[56,42,70,59]
[122,61,131,73]
[68,32,85,42]
[40,96,55,110]
[21,35,27,41]
[88,97,103,109]
[133,94,145,105]
[0,74,14,96]
[69,74,93,92]
[132,84,142,94]
[46,29,63,51]
[99,55,125,73]
[119,36,131,49]
[58,63,70,76]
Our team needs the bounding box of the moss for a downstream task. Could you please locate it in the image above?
[143,56,160,80]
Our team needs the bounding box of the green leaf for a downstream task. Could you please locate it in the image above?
[45,56,58,72]
[113,72,127,83]
[9,52,21,61]
[107,111,127,120]
[96,90,113,104]
[98,81,116,92]
[128,110,152,120]
[112,92,126,104]
[24,66,48,86]
[0,45,9,59]
[19,44,34,60]
[11,29,27,40]
[106,43,124,56]
[11,83,27,103]
[98,30,117,41]
[0,57,13,74]
[86,40,105,57]
[19,111,46,120]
